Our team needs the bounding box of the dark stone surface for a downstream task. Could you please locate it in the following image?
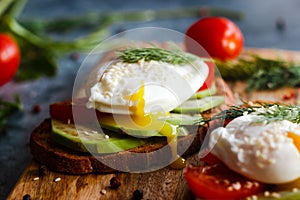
[1,0,300,198]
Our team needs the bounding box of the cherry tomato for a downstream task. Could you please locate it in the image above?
[0,33,20,86]
[184,163,266,200]
[185,17,244,61]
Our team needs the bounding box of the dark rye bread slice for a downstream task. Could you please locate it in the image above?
[30,119,205,174]
[30,77,235,174]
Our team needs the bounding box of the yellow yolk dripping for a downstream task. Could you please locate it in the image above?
[127,82,151,127]
[127,82,186,169]
[287,132,300,152]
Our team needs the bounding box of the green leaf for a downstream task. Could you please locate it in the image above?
[15,37,57,81]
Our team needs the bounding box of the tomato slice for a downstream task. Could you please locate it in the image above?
[200,152,223,165]
[49,98,109,124]
[198,61,215,91]
[184,163,266,199]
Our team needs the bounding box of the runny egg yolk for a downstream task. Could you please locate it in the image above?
[287,132,300,152]
[127,82,151,127]
[127,82,186,169]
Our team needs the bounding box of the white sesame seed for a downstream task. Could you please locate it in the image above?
[101,189,107,195]
[292,188,299,192]
[256,162,264,169]
[232,182,241,190]
[270,192,281,198]
[223,179,230,185]
[264,191,270,197]
[253,182,259,187]
[251,195,258,200]
[54,177,61,182]
[105,135,110,139]
[32,177,39,181]
[244,181,253,189]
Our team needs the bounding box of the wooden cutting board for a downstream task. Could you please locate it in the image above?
[7,48,300,200]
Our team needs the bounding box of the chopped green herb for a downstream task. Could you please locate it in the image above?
[117,47,198,65]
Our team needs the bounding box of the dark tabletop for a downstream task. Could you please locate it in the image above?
[1,0,300,199]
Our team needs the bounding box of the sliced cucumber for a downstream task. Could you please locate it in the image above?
[172,96,224,114]
[189,83,217,99]
[51,119,146,154]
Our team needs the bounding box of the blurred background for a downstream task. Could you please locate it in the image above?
[1,0,300,198]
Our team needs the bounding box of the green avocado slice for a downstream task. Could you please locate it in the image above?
[51,119,146,154]
[172,96,225,114]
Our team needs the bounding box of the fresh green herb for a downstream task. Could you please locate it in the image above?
[216,55,300,91]
[199,102,300,124]
[251,104,300,124]
[118,47,198,65]
[0,95,23,133]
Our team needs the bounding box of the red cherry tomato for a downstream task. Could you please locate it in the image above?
[185,17,244,61]
[184,163,266,200]
[0,33,20,86]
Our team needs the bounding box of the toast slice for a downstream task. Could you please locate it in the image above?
[29,77,235,174]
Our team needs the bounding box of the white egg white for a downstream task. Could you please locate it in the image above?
[208,115,300,184]
[87,59,208,114]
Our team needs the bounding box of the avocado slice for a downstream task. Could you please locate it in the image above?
[159,113,203,126]
[189,84,217,100]
[172,96,225,114]
[51,119,147,154]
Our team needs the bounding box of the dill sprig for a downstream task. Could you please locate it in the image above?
[199,102,300,124]
[216,55,300,91]
[117,47,197,65]
[252,104,300,124]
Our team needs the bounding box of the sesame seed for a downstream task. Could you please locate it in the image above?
[227,186,233,191]
[54,177,61,182]
[67,119,71,125]
[232,182,241,190]
[251,195,258,200]
[271,192,281,198]
[264,191,270,197]
[105,135,110,139]
[223,179,230,185]
[32,177,39,181]
[292,188,299,192]
[244,181,253,189]
[101,189,107,195]
[256,162,264,169]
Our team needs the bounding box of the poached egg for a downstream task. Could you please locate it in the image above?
[87,58,208,116]
[208,114,300,184]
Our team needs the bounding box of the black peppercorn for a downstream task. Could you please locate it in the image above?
[23,194,31,200]
[32,104,41,114]
[110,176,121,189]
[39,165,47,176]
[132,189,143,200]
